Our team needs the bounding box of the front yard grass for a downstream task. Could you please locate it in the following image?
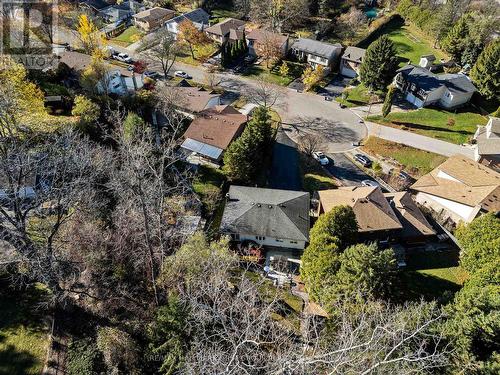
[368,108,488,144]
[177,43,218,66]
[298,153,336,193]
[0,282,50,375]
[335,83,380,107]
[110,26,143,47]
[361,136,446,177]
[242,61,304,87]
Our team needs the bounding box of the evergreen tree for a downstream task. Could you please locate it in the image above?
[382,85,396,118]
[309,205,358,249]
[470,40,500,100]
[223,106,272,182]
[441,14,472,61]
[332,243,398,302]
[359,35,398,91]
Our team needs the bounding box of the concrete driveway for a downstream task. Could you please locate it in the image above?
[268,130,302,191]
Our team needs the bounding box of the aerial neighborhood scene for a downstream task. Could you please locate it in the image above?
[1,0,500,374]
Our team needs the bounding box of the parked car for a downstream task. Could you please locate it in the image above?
[361,179,380,187]
[398,171,411,180]
[144,71,160,79]
[115,53,133,63]
[354,154,372,167]
[174,71,192,79]
[312,151,330,166]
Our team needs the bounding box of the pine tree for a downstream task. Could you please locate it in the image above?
[470,40,500,100]
[359,35,398,91]
[441,14,472,61]
[382,85,396,118]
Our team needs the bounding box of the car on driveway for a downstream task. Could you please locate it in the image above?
[361,179,380,187]
[398,171,411,180]
[115,53,133,63]
[144,71,160,79]
[174,70,192,79]
[354,154,372,167]
[312,151,330,166]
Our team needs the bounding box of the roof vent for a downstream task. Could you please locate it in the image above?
[257,204,261,207]
[268,205,273,209]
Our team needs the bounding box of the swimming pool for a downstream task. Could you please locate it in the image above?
[365,7,379,19]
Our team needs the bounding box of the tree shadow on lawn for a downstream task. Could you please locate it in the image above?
[391,121,472,136]
[397,270,460,305]
[0,336,38,375]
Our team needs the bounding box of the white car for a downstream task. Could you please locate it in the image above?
[115,53,132,64]
[174,70,192,79]
[361,179,380,187]
[312,151,329,166]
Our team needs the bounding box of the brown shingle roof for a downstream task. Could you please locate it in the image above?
[175,86,220,113]
[132,7,175,23]
[384,192,436,238]
[318,186,402,232]
[411,155,500,211]
[246,29,288,47]
[205,18,245,37]
[183,105,247,150]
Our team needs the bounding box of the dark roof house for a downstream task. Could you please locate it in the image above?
[205,18,246,43]
[165,8,210,34]
[340,46,366,78]
[220,186,310,249]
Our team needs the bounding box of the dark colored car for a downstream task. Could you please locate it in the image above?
[354,154,372,167]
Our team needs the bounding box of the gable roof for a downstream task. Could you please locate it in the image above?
[183,105,247,150]
[175,85,220,113]
[166,8,209,27]
[342,46,366,63]
[221,186,310,242]
[384,192,436,238]
[411,155,500,211]
[318,186,402,233]
[133,7,175,23]
[205,18,245,37]
[291,38,342,59]
[397,64,476,94]
[246,29,288,47]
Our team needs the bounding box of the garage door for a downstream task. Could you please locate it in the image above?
[406,93,424,108]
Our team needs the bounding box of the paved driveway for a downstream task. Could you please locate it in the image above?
[269,130,302,191]
[325,153,372,186]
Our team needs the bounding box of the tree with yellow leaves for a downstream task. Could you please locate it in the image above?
[80,51,111,95]
[302,65,324,91]
[77,14,106,55]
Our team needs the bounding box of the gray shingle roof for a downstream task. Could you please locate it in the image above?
[220,186,310,242]
[397,65,476,94]
[167,8,209,27]
[439,74,476,94]
[291,38,342,59]
[342,46,366,63]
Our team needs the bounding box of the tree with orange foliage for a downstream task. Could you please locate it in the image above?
[178,20,207,60]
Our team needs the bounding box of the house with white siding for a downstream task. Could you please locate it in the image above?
[291,38,342,73]
[393,64,476,109]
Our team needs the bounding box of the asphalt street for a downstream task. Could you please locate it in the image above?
[325,153,372,186]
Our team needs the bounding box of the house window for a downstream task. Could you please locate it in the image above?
[290,241,298,244]
[276,239,284,242]
[256,236,266,241]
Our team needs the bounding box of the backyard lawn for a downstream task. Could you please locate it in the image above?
[242,61,304,87]
[368,108,488,144]
[362,136,446,177]
[177,43,218,65]
[358,16,448,65]
[0,283,50,375]
[110,26,143,47]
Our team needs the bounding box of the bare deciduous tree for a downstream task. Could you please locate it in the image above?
[298,133,325,155]
[250,0,309,32]
[245,77,283,108]
[138,28,179,78]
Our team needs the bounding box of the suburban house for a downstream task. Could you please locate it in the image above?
[133,7,175,32]
[165,8,210,38]
[473,117,500,170]
[393,64,476,109]
[180,105,247,163]
[340,46,366,78]
[98,0,145,24]
[411,155,500,226]
[317,186,435,243]
[58,51,144,96]
[79,0,109,15]
[246,29,289,58]
[173,81,221,115]
[291,38,342,73]
[220,186,310,250]
[204,18,246,44]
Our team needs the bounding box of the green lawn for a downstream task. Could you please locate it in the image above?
[368,108,488,144]
[0,283,50,375]
[299,153,336,193]
[242,61,304,87]
[110,26,143,47]
[398,249,466,303]
[362,136,446,177]
[335,84,381,107]
[358,16,448,66]
[177,43,218,66]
